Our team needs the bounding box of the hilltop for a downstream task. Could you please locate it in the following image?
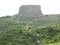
[18,5,43,15]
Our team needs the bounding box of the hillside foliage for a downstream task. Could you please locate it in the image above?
[0,14,60,45]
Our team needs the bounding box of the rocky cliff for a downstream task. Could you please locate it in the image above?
[18,5,43,15]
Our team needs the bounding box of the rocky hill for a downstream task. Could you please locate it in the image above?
[18,5,43,15]
[0,5,60,45]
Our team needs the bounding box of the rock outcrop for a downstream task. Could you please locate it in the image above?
[18,5,43,15]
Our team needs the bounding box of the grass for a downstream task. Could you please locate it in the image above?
[46,42,60,45]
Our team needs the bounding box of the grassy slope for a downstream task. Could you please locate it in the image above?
[46,42,60,45]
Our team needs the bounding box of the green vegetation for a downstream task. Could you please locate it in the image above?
[46,42,60,45]
[0,14,60,45]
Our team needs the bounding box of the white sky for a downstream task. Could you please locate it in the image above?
[0,0,60,17]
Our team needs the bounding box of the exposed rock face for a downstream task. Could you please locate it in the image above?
[19,5,43,15]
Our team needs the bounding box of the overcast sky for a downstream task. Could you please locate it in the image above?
[0,0,60,17]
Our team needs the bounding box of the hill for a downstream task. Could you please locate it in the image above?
[0,5,60,45]
[19,5,43,15]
